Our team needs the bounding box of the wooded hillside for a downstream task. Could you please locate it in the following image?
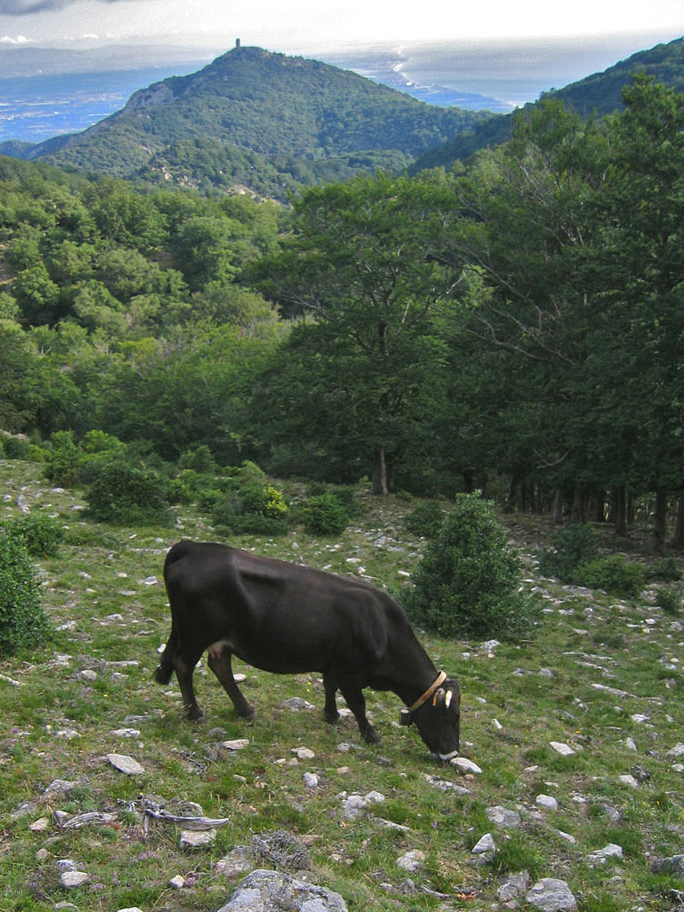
[1,75,683,546]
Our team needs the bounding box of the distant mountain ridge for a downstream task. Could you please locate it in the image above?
[6,45,486,198]
[411,35,684,172]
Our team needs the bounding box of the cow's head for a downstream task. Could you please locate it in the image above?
[400,675,460,762]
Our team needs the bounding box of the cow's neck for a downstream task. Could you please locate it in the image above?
[381,638,441,708]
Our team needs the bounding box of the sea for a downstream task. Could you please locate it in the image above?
[0,31,679,145]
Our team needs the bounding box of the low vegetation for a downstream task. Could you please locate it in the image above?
[1,457,683,912]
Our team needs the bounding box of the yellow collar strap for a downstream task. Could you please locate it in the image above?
[407,670,447,714]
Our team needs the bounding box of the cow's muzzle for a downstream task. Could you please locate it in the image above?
[431,749,460,763]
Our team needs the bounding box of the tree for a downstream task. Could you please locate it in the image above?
[255,172,454,493]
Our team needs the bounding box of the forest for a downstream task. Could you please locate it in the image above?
[1,75,683,548]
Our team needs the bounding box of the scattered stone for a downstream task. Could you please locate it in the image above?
[215,845,254,877]
[60,871,89,888]
[625,737,637,751]
[424,774,469,795]
[56,728,80,740]
[631,713,650,724]
[650,854,684,879]
[107,753,145,776]
[282,697,316,712]
[526,877,577,911]
[340,791,385,819]
[29,817,50,832]
[375,818,411,833]
[667,743,684,758]
[587,844,623,866]
[110,728,141,738]
[252,830,310,872]
[498,871,531,902]
[116,908,144,912]
[550,741,576,756]
[78,669,97,682]
[557,831,577,844]
[536,794,559,811]
[44,779,78,796]
[450,756,482,775]
[618,774,639,788]
[62,811,117,830]
[486,806,521,828]
[180,828,216,850]
[292,747,315,760]
[396,850,425,873]
[630,764,650,782]
[221,739,250,751]
[472,833,496,855]
[480,639,501,653]
[218,869,348,912]
[169,874,185,889]
[303,772,319,789]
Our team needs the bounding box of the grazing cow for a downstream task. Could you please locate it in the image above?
[155,540,460,760]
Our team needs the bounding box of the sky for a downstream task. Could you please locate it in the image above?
[1,0,683,51]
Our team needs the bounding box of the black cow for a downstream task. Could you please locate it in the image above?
[154,540,460,760]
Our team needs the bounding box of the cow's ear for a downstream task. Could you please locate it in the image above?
[432,687,446,707]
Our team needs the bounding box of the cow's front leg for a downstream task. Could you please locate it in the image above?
[338,681,380,744]
[322,671,339,723]
[173,653,203,720]
[206,644,255,719]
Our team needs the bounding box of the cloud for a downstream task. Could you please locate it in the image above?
[0,0,135,14]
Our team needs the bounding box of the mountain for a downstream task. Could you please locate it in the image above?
[8,45,488,198]
[411,35,684,173]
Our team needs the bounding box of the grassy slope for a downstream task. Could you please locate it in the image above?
[1,458,683,912]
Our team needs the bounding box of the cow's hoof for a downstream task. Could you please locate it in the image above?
[237,706,256,720]
[186,706,204,721]
[324,710,340,724]
[362,726,381,745]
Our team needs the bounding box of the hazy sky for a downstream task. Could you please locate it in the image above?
[1,0,683,50]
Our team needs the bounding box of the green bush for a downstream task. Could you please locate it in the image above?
[2,513,65,557]
[577,554,646,597]
[645,556,681,582]
[403,500,446,539]
[179,444,218,474]
[404,492,541,642]
[212,476,290,536]
[0,532,50,655]
[657,584,682,615]
[44,430,83,487]
[2,434,31,460]
[538,522,598,581]
[85,460,171,525]
[303,494,349,536]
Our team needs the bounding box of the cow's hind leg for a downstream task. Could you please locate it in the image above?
[207,644,255,719]
[337,678,380,744]
[323,671,339,723]
[173,649,203,720]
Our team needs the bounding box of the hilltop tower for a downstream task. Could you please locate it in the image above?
[236,38,241,48]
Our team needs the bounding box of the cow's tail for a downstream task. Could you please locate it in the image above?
[154,541,193,685]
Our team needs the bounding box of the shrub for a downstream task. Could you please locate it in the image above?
[538,522,598,581]
[0,532,50,655]
[2,513,65,557]
[2,434,31,460]
[657,584,682,615]
[85,460,171,525]
[79,430,128,483]
[645,556,681,582]
[403,500,446,539]
[576,554,646,597]
[44,430,83,487]
[212,476,290,536]
[303,494,349,536]
[179,444,218,474]
[404,492,541,642]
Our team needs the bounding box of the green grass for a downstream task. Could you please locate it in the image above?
[1,457,684,911]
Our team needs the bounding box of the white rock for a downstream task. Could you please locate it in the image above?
[221,739,249,751]
[396,849,425,872]
[169,874,185,889]
[341,791,385,819]
[60,871,89,888]
[106,753,145,775]
[179,828,216,850]
[450,756,482,775]
[29,817,50,832]
[303,772,319,789]
[536,794,559,810]
[472,833,495,854]
[550,741,576,756]
[630,713,650,724]
[587,844,623,866]
[667,743,684,757]
[110,728,141,738]
[618,774,639,788]
[625,737,638,751]
[292,747,315,760]
[526,878,577,911]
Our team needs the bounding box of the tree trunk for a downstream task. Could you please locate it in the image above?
[552,489,564,524]
[463,468,475,494]
[371,447,389,495]
[570,488,585,523]
[671,493,684,549]
[611,485,627,537]
[653,489,668,552]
